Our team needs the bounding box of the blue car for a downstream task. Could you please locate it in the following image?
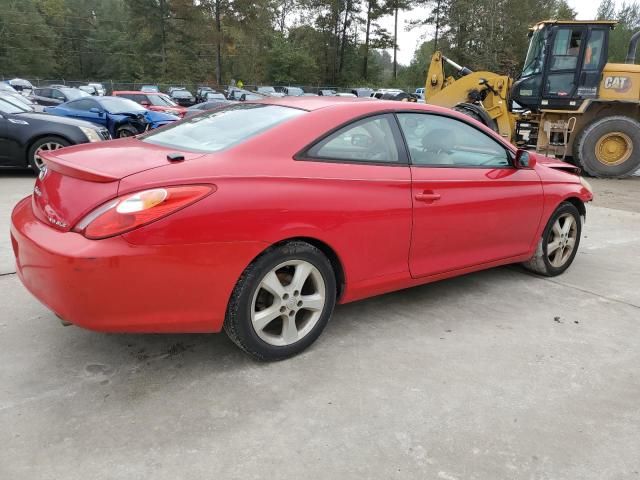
[45,96,178,138]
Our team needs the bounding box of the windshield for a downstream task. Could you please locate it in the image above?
[100,97,145,113]
[62,88,90,100]
[287,87,304,96]
[0,97,29,113]
[148,94,177,106]
[4,93,34,107]
[522,28,545,77]
[173,90,193,98]
[141,104,304,153]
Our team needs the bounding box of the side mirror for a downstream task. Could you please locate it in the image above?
[515,149,536,169]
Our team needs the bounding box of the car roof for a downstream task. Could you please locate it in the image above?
[256,96,380,111]
[113,90,163,95]
[251,97,509,139]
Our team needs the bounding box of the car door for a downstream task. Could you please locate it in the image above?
[63,99,106,126]
[0,101,27,166]
[32,88,53,106]
[0,108,10,164]
[50,89,67,106]
[298,113,413,284]
[396,112,544,278]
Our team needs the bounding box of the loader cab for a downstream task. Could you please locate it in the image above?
[512,20,616,112]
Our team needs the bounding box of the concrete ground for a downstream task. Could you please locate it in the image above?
[1,170,639,480]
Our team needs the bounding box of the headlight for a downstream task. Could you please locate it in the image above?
[79,126,103,142]
[579,176,593,193]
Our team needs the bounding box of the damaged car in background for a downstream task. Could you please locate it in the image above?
[0,95,109,171]
[44,96,178,138]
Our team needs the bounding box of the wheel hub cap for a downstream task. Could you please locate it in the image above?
[546,213,578,268]
[251,260,326,347]
[595,131,633,166]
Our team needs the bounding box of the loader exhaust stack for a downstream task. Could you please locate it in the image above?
[625,30,640,64]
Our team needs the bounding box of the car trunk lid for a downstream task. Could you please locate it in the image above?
[32,139,205,232]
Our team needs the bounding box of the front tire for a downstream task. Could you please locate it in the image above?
[116,125,138,138]
[28,136,70,172]
[574,115,640,178]
[523,202,582,276]
[224,241,337,361]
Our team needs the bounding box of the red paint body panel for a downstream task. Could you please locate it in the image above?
[409,167,544,277]
[11,197,267,332]
[10,99,593,333]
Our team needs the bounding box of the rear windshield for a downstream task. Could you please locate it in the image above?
[148,94,176,106]
[173,90,193,98]
[141,104,305,153]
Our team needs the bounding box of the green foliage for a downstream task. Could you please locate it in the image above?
[599,0,640,63]
[1,0,607,91]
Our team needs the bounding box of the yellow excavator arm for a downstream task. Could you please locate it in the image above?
[425,51,516,141]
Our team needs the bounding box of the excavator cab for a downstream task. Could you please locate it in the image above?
[512,20,616,111]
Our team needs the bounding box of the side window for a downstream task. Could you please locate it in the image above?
[551,27,583,71]
[397,113,510,167]
[584,29,605,70]
[68,99,98,111]
[36,88,51,98]
[306,114,400,163]
[51,89,66,101]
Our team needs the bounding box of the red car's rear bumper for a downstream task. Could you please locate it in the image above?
[10,196,266,333]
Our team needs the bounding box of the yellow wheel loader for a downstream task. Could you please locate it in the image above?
[425,20,640,177]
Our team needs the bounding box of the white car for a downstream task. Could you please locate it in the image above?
[370,88,404,99]
[88,83,106,96]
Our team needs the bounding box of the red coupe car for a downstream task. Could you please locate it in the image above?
[11,97,593,360]
[112,91,187,118]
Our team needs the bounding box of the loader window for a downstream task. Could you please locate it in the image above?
[522,29,545,76]
[584,30,605,70]
[550,28,582,71]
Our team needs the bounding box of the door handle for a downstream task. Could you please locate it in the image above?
[414,191,441,202]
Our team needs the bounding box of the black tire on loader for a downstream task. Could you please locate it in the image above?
[573,115,640,178]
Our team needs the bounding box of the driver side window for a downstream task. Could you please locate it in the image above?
[68,99,98,111]
[397,113,510,167]
[306,114,400,163]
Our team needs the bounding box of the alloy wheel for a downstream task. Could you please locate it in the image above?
[546,213,578,268]
[33,142,64,171]
[251,260,326,347]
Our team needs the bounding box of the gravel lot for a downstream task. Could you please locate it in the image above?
[1,170,639,480]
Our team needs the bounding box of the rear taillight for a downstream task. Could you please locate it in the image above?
[73,185,214,239]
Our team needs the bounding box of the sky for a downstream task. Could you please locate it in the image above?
[380,0,604,65]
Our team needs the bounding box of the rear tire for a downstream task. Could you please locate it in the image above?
[522,202,582,276]
[28,136,70,172]
[573,115,640,178]
[224,241,337,361]
[116,125,138,138]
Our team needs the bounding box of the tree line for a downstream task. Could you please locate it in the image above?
[1,0,639,89]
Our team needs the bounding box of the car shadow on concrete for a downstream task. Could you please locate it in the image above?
[35,265,521,379]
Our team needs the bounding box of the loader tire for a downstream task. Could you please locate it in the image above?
[573,115,640,178]
[452,103,499,132]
